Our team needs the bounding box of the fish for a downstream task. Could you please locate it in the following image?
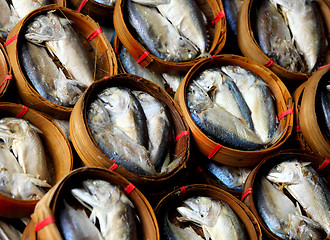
[205,160,252,192]
[317,78,330,140]
[0,0,15,38]
[131,0,169,6]
[119,46,165,89]
[256,0,305,72]
[71,179,138,240]
[223,0,245,35]
[88,100,157,176]
[11,0,50,19]
[272,0,327,73]
[161,72,183,93]
[267,160,330,236]
[177,196,247,240]
[0,218,22,240]
[133,91,172,172]
[93,0,116,6]
[127,0,199,62]
[25,11,94,87]
[58,201,104,240]
[256,176,325,239]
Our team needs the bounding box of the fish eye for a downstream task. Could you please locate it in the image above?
[32,21,41,29]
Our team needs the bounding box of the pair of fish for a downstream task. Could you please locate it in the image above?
[187,65,278,151]
[20,11,94,107]
[87,87,174,176]
[162,196,246,239]
[256,160,330,239]
[0,118,50,200]
[0,0,50,38]
[127,0,208,62]
[256,0,327,73]
[58,179,138,240]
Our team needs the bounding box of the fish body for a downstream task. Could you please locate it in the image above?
[0,0,14,38]
[161,72,182,93]
[71,179,138,240]
[318,80,330,140]
[127,0,199,62]
[0,218,22,240]
[267,160,330,236]
[93,0,116,6]
[11,0,50,19]
[223,0,244,35]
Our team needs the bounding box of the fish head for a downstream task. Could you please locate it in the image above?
[168,36,199,62]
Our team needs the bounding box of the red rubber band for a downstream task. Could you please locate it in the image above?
[114,48,119,54]
[136,51,149,64]
[179,186,186,198]
[211,10,225,25]
[16,106,29,118]
[317,158,330,171]
[109,159,118,171]
[278,108,294,121]
[86,28,103,41]
[296,125,301,133]
[0,75,12,88]
[4,34,18,47]
[125,183,135,195]
[77,0,88,12]
[318,63,330,71]
[264,59,275,68]
[35,216,56,232]
[175,131,190,141]
[241,188,253,201]
[208,143,222,159]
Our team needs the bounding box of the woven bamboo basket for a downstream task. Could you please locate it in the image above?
[174,54,293,167]
[242,150,330,239]
[0,102,73,218]
[0,43,12,99]
[298,66,330,159]
[69,74,191,193]
[21,167,159,240]
[5,5,118,120]
[113,0,226,73]
[155,184,262,239]
[237,0,330,87]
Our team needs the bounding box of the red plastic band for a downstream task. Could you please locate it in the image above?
[264,59,275,68]
[211,10,225,25]
[208,143,222,159]
[35,216,56,232]
[77,0,88,12]
[0,75,12,88]
[136,51,149,64]
[241,188,253,201]
[4,34,18,47]
[16,106,29,118]
[175,131,190,141]
[103,76,110,80]
[179,186,186,198]
[318,63,330,71]
[296,125,301,133]
[109,159,118,171]
[86,28,103,41]
[114,48,119,54]
[317,158,330,171]
[125,183,135,195]
[278,108,294,121]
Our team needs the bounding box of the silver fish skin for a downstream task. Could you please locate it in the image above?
[256,176,324,239]
[25,12,94,87]
[71,179,138,240]
[88,100,157,176]
[0,218,22,240]
[131,0,169,6]
[187,82,264,151]
[133,91,171,173]
[93,0,116,6]
[58,201,104,240]
[177,196,246,240]
[256,0,305,72]
[223,0,244,35]
[97,87,148,148]
[161,72,182,93]
[273,0,327,73]
[11,0,50,19]
[127,0,199,62]
[267,160,330,236]
[119,47,165,89]
[221,66,277,143]
[319,80,330,140]
[0,0,14,38]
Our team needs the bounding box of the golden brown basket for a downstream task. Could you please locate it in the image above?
[174,54,293,167]
[5,5,118,119]
[0,102,73,218]
[69,73,191,193]
[21,167,159,240]
[155,184,262,239]
[113,0,226,73]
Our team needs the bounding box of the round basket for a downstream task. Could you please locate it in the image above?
[237,0,330,86]
[0,43,12,99]
[5,5,118,119]
[21,167,159,240]
[174,54,293,167]
[242,150,330,239]
[113,0,226,73]
[155,184,262,239]
[69,73,191,193]
[0,102,73,218]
